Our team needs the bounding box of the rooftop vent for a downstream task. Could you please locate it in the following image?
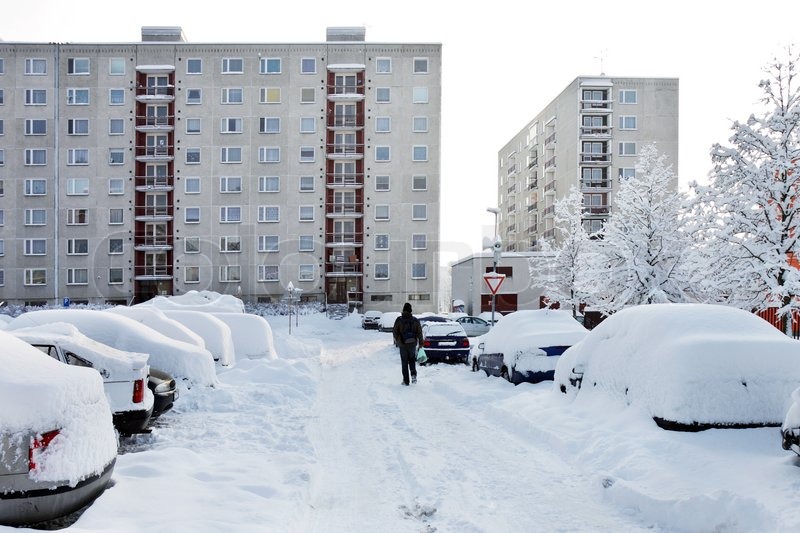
[326,27,366,42]
[141,26,186,42]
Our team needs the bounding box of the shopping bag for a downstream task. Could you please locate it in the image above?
[416,347,428,364]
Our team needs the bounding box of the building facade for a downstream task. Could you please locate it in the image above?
[0,27,441,311]
[497,76,679,250]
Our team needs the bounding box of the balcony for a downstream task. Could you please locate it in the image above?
[327,173,363,188]
[543,228,555,239]
[325,233,363,247]
[328,115,364,129]
[135,115,174,132]
[544,132,556,146]
[135,85,175,102]
[580,99,613,112]
[544,180,557,195]
[325,262,363,277]
[583,205,611,216]
[135,205,173,221]
[134,235,173,251]
[544,156,556,171]
[580,125,612,137]
[580,179,612,191]
[134,264,172,281]
[528,223,538,233]
[326,143,363,160]
[527,158,538,169]
[326,203,363,218]
[327,84,365,100]
[580,152,612,165]
[543,205,555,217]
[135,145,174,162]
[135,176,173,192]
[507,183,517,195]
[527,202,538,212]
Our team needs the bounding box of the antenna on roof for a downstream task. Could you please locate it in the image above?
[594,49,607,76]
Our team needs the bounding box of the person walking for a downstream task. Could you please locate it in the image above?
[393,302,424,386]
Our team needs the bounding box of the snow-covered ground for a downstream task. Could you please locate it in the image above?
[5,311,800,532]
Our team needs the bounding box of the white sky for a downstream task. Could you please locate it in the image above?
[2,0,795,265]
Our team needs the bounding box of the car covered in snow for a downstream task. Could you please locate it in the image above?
[455,316,491,337]
[361,310,383,330]
[379,311,401,333]
[474,309,587,385]
[782,387,800,455]
[555,303,800,431]
[421,321,471,364]
[10,324,155,436]
[0,330,117,527]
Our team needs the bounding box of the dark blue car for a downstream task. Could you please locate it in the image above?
[421,322,470,364]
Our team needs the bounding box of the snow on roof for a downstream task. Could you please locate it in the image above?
[210,313,275,360]
[327,63,366,70]
[556,303,800,426]
[106,306,205,348]
[7,310,217,386]
[160,310,236,366]
[0,330,117,484]
[482,309,587,356]
[138,290,245,313]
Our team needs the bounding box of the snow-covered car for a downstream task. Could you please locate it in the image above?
[361,310,383,330]
[10,324,155,436]
[148,367,178,419]
[474,309,587,385]
[0,330,117,527]
[379,311,401,333]
[421,321,471,364]
[555,303,800,431]
[478,311,502,325]
[455,316,491,337]
[781,387,800,455]
[159,310,236,365]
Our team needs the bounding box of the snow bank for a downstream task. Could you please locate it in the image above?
[160,310,236,366]
[7,310,217,386]
[138,290,245,313]
[0,330,117,484]
[556,303,800,426]
[211,312,275,359]
[106,306,205,348]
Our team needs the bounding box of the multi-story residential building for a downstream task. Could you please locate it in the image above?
[496,76,679,250]
[0,27,441,311]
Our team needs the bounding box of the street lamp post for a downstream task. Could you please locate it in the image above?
[485,207,502,325]
[287,282,295,335]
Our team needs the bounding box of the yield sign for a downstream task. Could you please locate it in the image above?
[483,272,506,295]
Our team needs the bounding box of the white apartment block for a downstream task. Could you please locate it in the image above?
[497,76,679,250]
[0,27,441,312]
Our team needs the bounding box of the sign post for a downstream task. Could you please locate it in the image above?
[483,272,506,325]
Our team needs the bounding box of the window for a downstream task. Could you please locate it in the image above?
[67,239,89,255]
[67,88,89,105]
[220,206,242,223]
[25,149,47,166]
[376,87,390,103]
[258,265,279,282]
[222,88,243,104]
[67,208,88,225]
[619,116,637,130]
[412,234,427,250]
[221,117,243,134]
[375,234,389,250]
[219,265,241,283]
[258,205,280,223]
[260,87,281,103]
[222,58,243,74]
[109,149,124,165]
[619,168,636,180]
[374,264,389,280]
[109,208,124,225]
[0,119,3,135]
[0,209,3,226]
[413,116,428,132]
[0,150,3,166]
[413,57,429,74]
[220,176,242,193]
[186,148,201,164]
[186,59,202,74]
[109,89,125,105]
[412,145,428,161]
[186,118,201,134]
[220,236,241,253]
[106,58,125,75]
[109,239,123,254]
[299,235,314,252]
[184,237,200,253]
[68,119,89,135]
[375,175,390,191]
[413,87,429,103]
[259,147,280,163]
[260,117,280,133]
[67,178,89,195]
[412,175,427,191]
[0,239,3,256]
[299,147,315,162]
[260,57,281,74]
[0,89,3,105]
[221,147,242,163]
[619,90,637,104]
[376,58,391,73]
[24,179,47,196]
[258,235,279,253]
[25,119,47,135]
[375,117,391,132]
[258,176,280,193]
[375,146,391,162]
[184,207,200,223]
[68,58,89,74]
[300,57,316,74]
[25,58,47,74]
[618,142,637,156]
[299,264,314,282]
[109,268,124,284]
[412,204,427,220]
[300,117,315,133]
[375,205,389,220]
[109,118,124,135]
[299,176,315,192]
[25,89,47,105]
[0,179,3,195]
[24,239,47,255]
[299,206,314,221]
[186,89,202,104]
[300,88,315,103]
[24,269,47,286]
[411,263,427,279]
[0,269,4,287]
[68,149,89,165]
[184,177,200,194]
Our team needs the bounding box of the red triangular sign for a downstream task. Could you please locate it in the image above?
[483,273,506,295]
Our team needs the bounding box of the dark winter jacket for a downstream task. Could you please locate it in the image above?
[392,311,424,347]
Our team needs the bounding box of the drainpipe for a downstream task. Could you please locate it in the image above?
[53,44,60,305]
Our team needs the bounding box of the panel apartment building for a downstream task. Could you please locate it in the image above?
[497,76,678,250]
[0,27,441,312]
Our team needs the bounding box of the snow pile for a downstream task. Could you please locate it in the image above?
[6,310,217,386]
[159,310,236,366]
[210,312,275,359]
[0,330,117,484]
[105,306,205,348]
[138,290,245,313]
[555,303,800,426]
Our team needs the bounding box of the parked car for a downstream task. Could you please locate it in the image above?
[421,321,471,364]
[417,314,450,324]
[474,309,587,385]
[455,316,491,337]
[1,331,117,527]
[478,311,503,325]
[379,311,401,333]
[782,387,800,455]
[10,324,155,436]
[148,367,178,419]
[361,310,383,330]
[554,303,800,431]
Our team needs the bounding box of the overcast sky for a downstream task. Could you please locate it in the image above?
[2,0,795,265]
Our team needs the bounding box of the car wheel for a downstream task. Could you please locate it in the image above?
[500,366,511,382]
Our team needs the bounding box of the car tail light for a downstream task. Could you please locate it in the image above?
[423,340,431,348]
[461,338,470,348]
[29,429,60,471]
[133,379,145,403]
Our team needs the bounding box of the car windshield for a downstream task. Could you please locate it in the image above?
[426,324,464,337]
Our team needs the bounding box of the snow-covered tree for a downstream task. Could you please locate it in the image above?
[689,49,800,332]
[579,144,692,314]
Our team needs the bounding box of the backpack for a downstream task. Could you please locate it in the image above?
[401,316,418,344]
